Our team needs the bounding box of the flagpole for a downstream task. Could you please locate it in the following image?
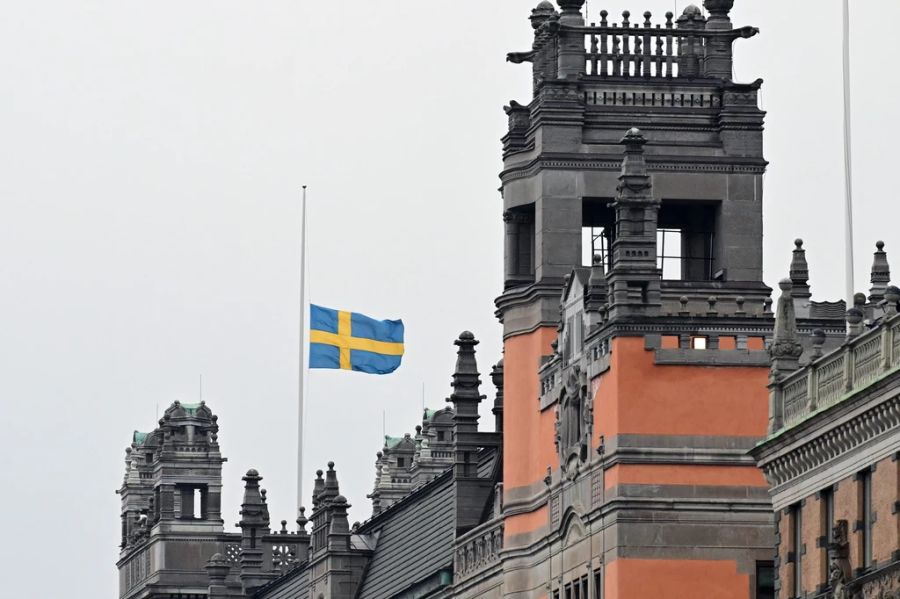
[298,185,308,513]
[842,0,855,304]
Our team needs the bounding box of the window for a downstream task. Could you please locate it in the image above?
[580,575,589,599]
[860,469,873,568]
[437,430,445,442]
[791,503,802,598]
[564,583,572,599]
[593,568,602,599]
[657,228,683,280]
[821,487,835,586]
[397,457,406,468]
[755,561,775,599]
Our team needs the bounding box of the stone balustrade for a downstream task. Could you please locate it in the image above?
[775,313,900,431]
[453,519,503,583]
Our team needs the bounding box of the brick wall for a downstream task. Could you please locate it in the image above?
[872,454,899,565]
[799,497,817,595]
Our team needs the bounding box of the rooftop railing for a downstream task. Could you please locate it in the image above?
[581,11,683,79]
[511,4,759,91]
[774,313,900,431]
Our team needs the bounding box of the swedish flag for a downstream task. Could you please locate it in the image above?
[309,305,404,374]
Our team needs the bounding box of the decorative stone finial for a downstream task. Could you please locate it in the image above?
[869,241,891,303]
[769,278,803,375]
[810,329,826,359]
[296,506,308,535]
[679,296,690,316]
[735,296,746,316]
[703,0,734,28]
[448,331,485,433]
[846,307,865,338]
[884,285,900,317]
[205,553,231,585]
[322,462,340,501]
[707,296,719,316]
[789,239,811,299]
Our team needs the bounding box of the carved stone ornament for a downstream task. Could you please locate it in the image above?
[828,520,851,599]
[769,339,804,359]
[555,363,591,477]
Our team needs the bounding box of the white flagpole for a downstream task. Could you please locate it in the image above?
[842,0,855,303]
[298,185,308,513]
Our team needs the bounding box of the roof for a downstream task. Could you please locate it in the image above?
[255,561,309,599]
[356,470,455,599]
[132,431,148,445]
[180,402,203,416]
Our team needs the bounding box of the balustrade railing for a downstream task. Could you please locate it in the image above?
[777,314,900,430]
[454,519,503,582]
[582,11,684,79]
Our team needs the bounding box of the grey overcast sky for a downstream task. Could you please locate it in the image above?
[1,1,898,596]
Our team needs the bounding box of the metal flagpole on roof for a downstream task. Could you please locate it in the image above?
[297,185,308,513]
[842,0,855,304]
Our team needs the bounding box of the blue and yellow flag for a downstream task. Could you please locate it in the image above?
[309,305,404,374]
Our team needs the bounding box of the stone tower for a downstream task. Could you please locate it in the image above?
[498,1,777,597]
[117,401,227,598]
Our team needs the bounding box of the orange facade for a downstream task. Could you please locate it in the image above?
[503,328,772,598]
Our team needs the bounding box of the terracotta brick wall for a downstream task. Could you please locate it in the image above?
[834,475,861,570]
[801,495,825,594]
[872,455,899,564]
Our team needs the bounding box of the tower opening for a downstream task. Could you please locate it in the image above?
[657,201,717,281]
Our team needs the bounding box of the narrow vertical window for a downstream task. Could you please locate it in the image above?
[861,469,873,568]
[593,568,602,599]
[821,487,834,587]
[791,503,802,598]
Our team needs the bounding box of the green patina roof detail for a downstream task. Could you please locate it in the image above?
[423,408,437,421]
[180,402,202,416]
[133,431,148,445]
[384,435,403,449]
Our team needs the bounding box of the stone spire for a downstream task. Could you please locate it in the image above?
[490,360,504,433]
[311,469,324,509]
[448,332,485,437]
[321,462,339,504]
[869,241,891,303]
[606,128,662,321]
[237,469,272,594]
[789,239,811,298]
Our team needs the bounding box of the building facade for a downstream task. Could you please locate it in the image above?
[752,252,900,599]
[116,1,889,598]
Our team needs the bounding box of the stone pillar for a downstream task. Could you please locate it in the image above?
[556,0,585,78]
[702,0,735,79]
[675,6,705,78]
[205,554,231,599]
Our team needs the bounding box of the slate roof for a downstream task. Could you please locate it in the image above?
[254,562,309,599]
[355,469,455,599]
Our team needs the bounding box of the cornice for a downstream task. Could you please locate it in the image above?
[501,155,767,185]
[755,394,900,490]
